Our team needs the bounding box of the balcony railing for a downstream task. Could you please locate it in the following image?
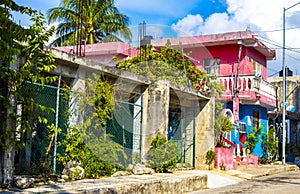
[218,75,277,99]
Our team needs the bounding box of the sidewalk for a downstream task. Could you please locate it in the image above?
[225,163,299,179]
[2,164,299,194]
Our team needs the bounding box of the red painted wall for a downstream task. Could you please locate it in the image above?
[183,44,267,78]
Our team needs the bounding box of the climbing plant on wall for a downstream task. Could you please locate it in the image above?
[58,75,128,177]
[114,43,224,97]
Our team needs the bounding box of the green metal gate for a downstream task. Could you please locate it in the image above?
[106,98,143,165]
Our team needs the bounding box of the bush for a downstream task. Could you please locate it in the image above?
[146,133,179,172]
[261,125,278,161]
[245,125,262,154]
[58,127,126,178]
[205,149,215,166]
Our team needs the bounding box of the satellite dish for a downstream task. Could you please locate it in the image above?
[286,105,296,113]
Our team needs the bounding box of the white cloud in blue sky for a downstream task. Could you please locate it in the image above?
[10,0,300,75]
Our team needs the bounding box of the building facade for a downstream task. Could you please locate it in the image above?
[152,30,277,158]
[268,75,300,161]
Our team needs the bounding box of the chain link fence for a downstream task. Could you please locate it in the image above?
[15,82,69,175]
[14,81,193,175]
[14,82,144,175]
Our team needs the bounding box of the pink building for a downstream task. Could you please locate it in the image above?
[55,42,138,67]
[151,30,277,158]
[151,30,277,110]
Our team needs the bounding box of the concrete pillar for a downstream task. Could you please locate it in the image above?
[132,94,142,156]
[69,69,86,127]
[141,80,170,162]
[194,98,215,169]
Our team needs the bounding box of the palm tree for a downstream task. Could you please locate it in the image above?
[47,0,132,46]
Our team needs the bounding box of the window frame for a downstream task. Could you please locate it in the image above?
[203,58,220,75]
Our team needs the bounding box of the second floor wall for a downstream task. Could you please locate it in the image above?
[184,44,269,80]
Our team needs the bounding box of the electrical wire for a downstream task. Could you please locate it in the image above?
[254,26,300,33]
[258,35,300,55]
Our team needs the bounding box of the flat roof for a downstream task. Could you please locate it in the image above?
[151,30,276,60]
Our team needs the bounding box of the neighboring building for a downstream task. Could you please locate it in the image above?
[55,42,138,66]
[152,30,277,158]
[268,75,300,161]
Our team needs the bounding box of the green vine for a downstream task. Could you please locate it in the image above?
[114,43,224,97]
[58,75,128,177]
[94,76,114,126]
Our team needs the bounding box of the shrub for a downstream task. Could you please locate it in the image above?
[245,125,262,154]
[57,127,126,178]
[205,149,215,170]
[146,133,179,172]
[261,125,278,162]
[205,149,215,165]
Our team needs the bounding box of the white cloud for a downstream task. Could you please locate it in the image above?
[171,14,203,36]
[171,0,300,76]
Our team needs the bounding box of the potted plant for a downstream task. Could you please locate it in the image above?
[214,103,234,170]
[245,125,262,166]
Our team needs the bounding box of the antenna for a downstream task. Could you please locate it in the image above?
[75,0,85,57]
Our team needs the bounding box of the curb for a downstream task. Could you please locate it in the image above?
[265,164,299,176]
[221,164,299,180]
[239,164,299,179]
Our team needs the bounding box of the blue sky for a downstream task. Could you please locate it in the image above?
[12,0,300,76]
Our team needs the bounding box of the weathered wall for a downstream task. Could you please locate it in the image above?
[194,98,215,169]
[141,80,170,161]
[52,49,214,167]
[268,76,300,113]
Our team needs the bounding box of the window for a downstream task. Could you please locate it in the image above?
[252,59,262,77]
[239,122,246,133]
[204,58,220,75]
[253,110,260,128]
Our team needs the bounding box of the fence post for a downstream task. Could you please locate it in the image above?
[53,74,61,174]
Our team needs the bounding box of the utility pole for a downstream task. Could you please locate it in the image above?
[281,1,300,165]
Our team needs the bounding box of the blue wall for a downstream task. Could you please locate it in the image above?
[226,103,268,157]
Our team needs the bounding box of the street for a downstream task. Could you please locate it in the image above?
[190,169,300,194]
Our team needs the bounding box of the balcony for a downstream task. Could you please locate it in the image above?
[218,75,277,108]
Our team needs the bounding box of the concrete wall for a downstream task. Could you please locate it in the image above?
[141,80,170,161]
[268,76,300,114]
[51,49,214,168]
[195,98,215,169]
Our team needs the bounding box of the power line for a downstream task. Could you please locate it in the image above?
[254,26,300,33]
[258,35,300,55]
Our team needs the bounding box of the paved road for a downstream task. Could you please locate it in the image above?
[189,169,300,194]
